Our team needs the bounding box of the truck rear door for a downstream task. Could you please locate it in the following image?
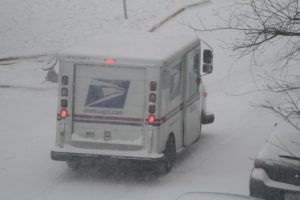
[72,64,146,150]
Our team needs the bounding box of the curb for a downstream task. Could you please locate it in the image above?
[0,54,49,65]
[148,8,185,32]
[148,0,210,32]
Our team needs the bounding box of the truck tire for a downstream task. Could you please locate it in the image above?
[158,135,176,174]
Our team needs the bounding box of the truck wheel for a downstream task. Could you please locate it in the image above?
[158,135,176,174]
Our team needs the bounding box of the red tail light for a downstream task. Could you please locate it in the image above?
[148,115,156,125]
[105,58,115,65]
[60,108,68,119]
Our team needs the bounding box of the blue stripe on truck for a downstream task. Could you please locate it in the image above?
[72,94,200,127]
[73,119,144,127]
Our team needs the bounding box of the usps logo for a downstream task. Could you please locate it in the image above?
[85,79,130,109]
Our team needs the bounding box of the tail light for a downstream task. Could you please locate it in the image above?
[60,108,68,119]
[148,81,157,125]
[150,81,157,91]
[148,115,156,125]
[61,88,68,97]
[60,76,69,119]
[61,99,68,107]
[62,76,69,85]
[149,93,156,102]
[149,105,155,113]
[105,58,116,65]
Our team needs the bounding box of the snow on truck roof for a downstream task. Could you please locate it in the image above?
[59,31,200,65]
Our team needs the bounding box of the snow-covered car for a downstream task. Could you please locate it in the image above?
[177,192,262,200]
[249,123,300,200]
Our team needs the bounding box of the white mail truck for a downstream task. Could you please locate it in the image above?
[51,32,214,174]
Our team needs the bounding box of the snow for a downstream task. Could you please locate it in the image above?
[59,31,199,65]
[257,122,300,161]
[0,61,56,89]
[0,0,175,58]
[0,0,291,200]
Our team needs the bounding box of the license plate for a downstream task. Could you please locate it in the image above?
[285,192,300,200]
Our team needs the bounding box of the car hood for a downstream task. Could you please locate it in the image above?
[256,122,300,164]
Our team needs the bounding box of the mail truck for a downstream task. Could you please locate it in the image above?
[51,32,214,173]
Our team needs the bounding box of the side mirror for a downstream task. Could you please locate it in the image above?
[203,64,213,74]
[203,49,213,64]
[202,49,213,74]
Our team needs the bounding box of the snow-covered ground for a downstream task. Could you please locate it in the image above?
[0,1,281,200]
[0,0,186,57]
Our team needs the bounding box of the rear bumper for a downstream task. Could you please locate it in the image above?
[202,113,214,124]
[51,149,165,164]
[250,168,300,200]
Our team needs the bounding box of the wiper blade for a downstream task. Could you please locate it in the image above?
[279,155,300,162]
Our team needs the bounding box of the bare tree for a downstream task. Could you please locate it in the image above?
[193,0,300,54]
[259,73,300,131]
[191,0,300,130]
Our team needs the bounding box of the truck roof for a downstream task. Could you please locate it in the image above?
[59,31,200,66]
